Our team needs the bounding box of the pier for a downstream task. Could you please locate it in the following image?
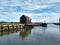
[0,24,24,32]
[25,23,47,27]
[0,23,47,31]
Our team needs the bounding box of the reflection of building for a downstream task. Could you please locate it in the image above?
[20,27,33,39]
[20,15,31,24]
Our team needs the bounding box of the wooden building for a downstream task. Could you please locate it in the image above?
[20,15,31,24]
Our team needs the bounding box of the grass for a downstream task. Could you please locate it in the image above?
[0,23,24,27]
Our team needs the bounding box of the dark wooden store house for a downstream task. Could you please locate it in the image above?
[20,15,31,24]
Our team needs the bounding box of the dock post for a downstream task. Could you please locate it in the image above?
[12,25,14,30]
[7,25,10,34]
[19,25,21,29]
[0,26,3,36]
[21,25,23,29]
[7,25,9,30]
[16,25,18,29]
[1,26,3,32]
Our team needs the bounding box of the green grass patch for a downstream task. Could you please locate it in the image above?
[0,24,24,27]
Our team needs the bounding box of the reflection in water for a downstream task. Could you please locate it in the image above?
[42,26,47,32]
[0,24,60,45]
[0,26,33,38]
[20,27,33,39]
[0,30,3,36]
[59,26,60,32]
[0,29,19,36]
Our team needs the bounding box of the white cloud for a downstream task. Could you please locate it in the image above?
[0,12,60,23]
[0,0,60,22]
[0,0,60,12]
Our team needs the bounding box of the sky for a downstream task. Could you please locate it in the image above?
[0,0,60,23]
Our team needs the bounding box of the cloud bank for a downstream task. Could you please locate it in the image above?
[0,0,60,23]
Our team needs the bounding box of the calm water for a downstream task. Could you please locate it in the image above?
[0,24,60,45]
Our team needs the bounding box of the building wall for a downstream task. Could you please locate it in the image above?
[20,15,31,24]
[20,15,26,24]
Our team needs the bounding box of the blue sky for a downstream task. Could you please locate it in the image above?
[0,0,60,23]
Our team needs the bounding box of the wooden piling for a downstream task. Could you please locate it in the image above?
[12,25,14,30]
[15,25,17,31]
[1,26,3,32]
[7,25,9,30]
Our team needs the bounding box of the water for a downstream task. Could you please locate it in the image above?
[0,24,60,45]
